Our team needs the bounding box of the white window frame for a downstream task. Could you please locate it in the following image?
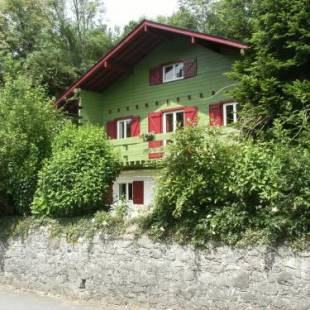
[163,110,185,145]
[117,119,131,139]
[162,62,184,83]
[118,182,133,201]
[223,102,238,126]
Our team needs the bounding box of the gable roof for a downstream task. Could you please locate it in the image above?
[55,20,249,106]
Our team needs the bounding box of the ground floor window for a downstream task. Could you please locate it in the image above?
[118,183,133,201]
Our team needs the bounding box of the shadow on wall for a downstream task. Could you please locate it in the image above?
[264,246,277,272]
[0,241,8,273]
[0,216,26,274]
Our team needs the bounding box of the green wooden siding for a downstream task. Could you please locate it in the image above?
[80,36,239,162]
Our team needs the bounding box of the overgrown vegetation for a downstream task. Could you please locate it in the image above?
[0,63,64,215]
[31,124,121,217]
[0,205,127,244]
[141,126,310,247]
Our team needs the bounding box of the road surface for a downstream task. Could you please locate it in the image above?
[0,286,94,310]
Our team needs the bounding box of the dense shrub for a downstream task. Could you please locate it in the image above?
[0,72,64,215]
[142,126,310,247]
[31,124,121,217]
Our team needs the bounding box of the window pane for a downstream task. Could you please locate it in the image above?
[176,111,184,129]
[119,183,127,198]
[226,105,234,124]
[165,113,173,132]
[126,120,131,138]
[175,63,184,78]
[119,121,125,138]
[164,65,174,81]
[128,183,133,200]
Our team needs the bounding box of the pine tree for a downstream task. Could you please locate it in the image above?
[230,0,310,140]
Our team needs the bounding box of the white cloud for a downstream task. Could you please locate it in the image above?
[104,0,178,29]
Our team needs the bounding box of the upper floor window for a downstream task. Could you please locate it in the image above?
[163,62,184,83]
[163,110,185,133]
[117,119,132,139]
[149,58,197,86]
[107,116,140,140]
[223,102,238,125]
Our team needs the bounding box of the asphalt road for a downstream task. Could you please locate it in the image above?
[0,287,94,310]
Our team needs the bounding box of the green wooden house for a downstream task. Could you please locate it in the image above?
[56,20,249,207]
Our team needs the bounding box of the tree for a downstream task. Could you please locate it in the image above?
[207,0,255,41]
[157,8,198,31]
[0,59,65,215]
[175,0,255,41]
[230,0,310,140]
[31,124,121,217]
[0,0,50,58]
[0,0,115,96]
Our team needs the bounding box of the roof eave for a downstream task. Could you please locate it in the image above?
[55,20,249,107]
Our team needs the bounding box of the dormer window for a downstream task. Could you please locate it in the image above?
[163,62,184,83]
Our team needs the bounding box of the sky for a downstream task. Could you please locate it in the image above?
[104,0,179,29]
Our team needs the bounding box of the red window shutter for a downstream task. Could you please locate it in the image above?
[149,152,164,159]
[184,58,197,79]
[130,116,140,137]
[107,120,117,139]
[209,103,223,126]
[149,66,162,85]
[133,181,144,205]
[148,112,163,148]
[184,106,198,126]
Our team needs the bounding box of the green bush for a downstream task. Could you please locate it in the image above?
[142,126,310,247]
[0,71,64,215]
[31,124,121,217]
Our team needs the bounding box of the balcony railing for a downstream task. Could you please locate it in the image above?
[111,132,174,167]
[111,128,239,168]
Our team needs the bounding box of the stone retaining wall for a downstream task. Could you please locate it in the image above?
[0,228,309,309]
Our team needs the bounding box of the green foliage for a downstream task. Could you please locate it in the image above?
[0,210,127,244]
[230,0,310,140]
[31,124,121,217]
[142,126,310,247]
[162,0,255,42]
[0,66,64,215]
[0,0,115,96]
[49,210,127,243]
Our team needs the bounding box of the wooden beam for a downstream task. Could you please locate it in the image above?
[107,63,131,73]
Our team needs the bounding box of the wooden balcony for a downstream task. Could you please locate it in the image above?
[111,133,174,168]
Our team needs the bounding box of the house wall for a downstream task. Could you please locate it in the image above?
[80,36,239,162]
[112,169,159,213]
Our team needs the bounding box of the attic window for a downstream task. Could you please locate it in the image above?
[163,62,184,83]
